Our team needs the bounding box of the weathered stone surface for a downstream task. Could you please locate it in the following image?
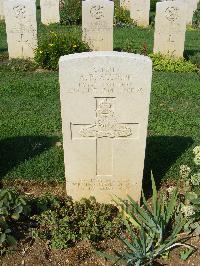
[4,0,37,59]
[40,0,60,25]
[82,0,114,51]
[59,52,152,203]
[130,0,150,27]
[154,1,187,57]
[120,0,131,10]
[0,0,5,20]
[160,0,198,24]
[183,0,198,24]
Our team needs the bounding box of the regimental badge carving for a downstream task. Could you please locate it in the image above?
[90,5,104,19]
[79,99,132,138]
[165,6,179,22]
[13,5,26,19]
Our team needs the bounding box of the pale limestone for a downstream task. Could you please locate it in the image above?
[160,0,198,24]
[153,1,187,57]
[59,52,152,203]
[120,0,131,10]
[183,0,198,24]
[0,0,4,20]
[130,0,150,27]
[40,0,60,25]
[4,0,37,59]
[82,0,114,51]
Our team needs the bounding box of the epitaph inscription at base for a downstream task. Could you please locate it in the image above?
[59,52,152,203]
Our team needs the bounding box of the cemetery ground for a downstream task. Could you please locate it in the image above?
[0,18,200,266]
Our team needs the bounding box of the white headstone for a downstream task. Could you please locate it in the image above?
[59,52,152,203]
[154,1,187,57]
[40,0,60,25]
[120,0,131,10]
[130,0,150,27]
[0,0,4,20]
[184,0,198,24]
[4,0,37,59]
[160,0,198,24]
[82,0,114,51]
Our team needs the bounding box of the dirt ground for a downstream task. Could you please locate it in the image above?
[1,180,200,266]
[1,236,200,266]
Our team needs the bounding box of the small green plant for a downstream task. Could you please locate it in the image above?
[114,3,134,27]
[122,40,149,55]
[149,53,197,73]
[0,59,37,72]
[35,31,90,70]
[60,0,82,25]
[32,195,123,249]
[180,248,194,261]
[192,4,200,29]
[98,175,189,266]
[0,189,30,251]
[179,146,200,236]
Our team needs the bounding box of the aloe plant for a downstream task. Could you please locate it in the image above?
[98,175,192,266]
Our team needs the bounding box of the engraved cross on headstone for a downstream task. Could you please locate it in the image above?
[71,97,139,176]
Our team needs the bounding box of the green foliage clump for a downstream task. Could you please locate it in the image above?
[35,31,90,70]
[179,146,200,236]
[114,2,133,27]
[99,176,188,266]
[149,53,197,73]
[189,52,200,68]
[0,59,37,72]
[192,3,200,29]
[32,195,123,249]
[0,189,30,251]
[122,40,149,55]
[60,0,82,25]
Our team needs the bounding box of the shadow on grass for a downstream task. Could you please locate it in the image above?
[0,135,58,181]
[184,49,198,59]
[143,135,193,197]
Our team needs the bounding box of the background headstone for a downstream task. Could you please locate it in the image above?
[153,1,187,57]
[183,0,198,24]
[40,0,60,25]
[59,52,152,203]
[120,0,131,10]
[82,0,114,51]
[4,0,37,59]
[0,0,4,20]
[130,0,150,27]
[160,0,198,24]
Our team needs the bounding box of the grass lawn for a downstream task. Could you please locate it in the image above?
[0,19,200,189]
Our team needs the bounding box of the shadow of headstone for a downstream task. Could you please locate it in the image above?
[143,135,193,197]
[0,135,58,181]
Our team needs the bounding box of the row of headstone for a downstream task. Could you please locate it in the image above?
[82,0,188,57]
[121,0,199,26]
[0,0,60,25]
[3,0,197,59]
